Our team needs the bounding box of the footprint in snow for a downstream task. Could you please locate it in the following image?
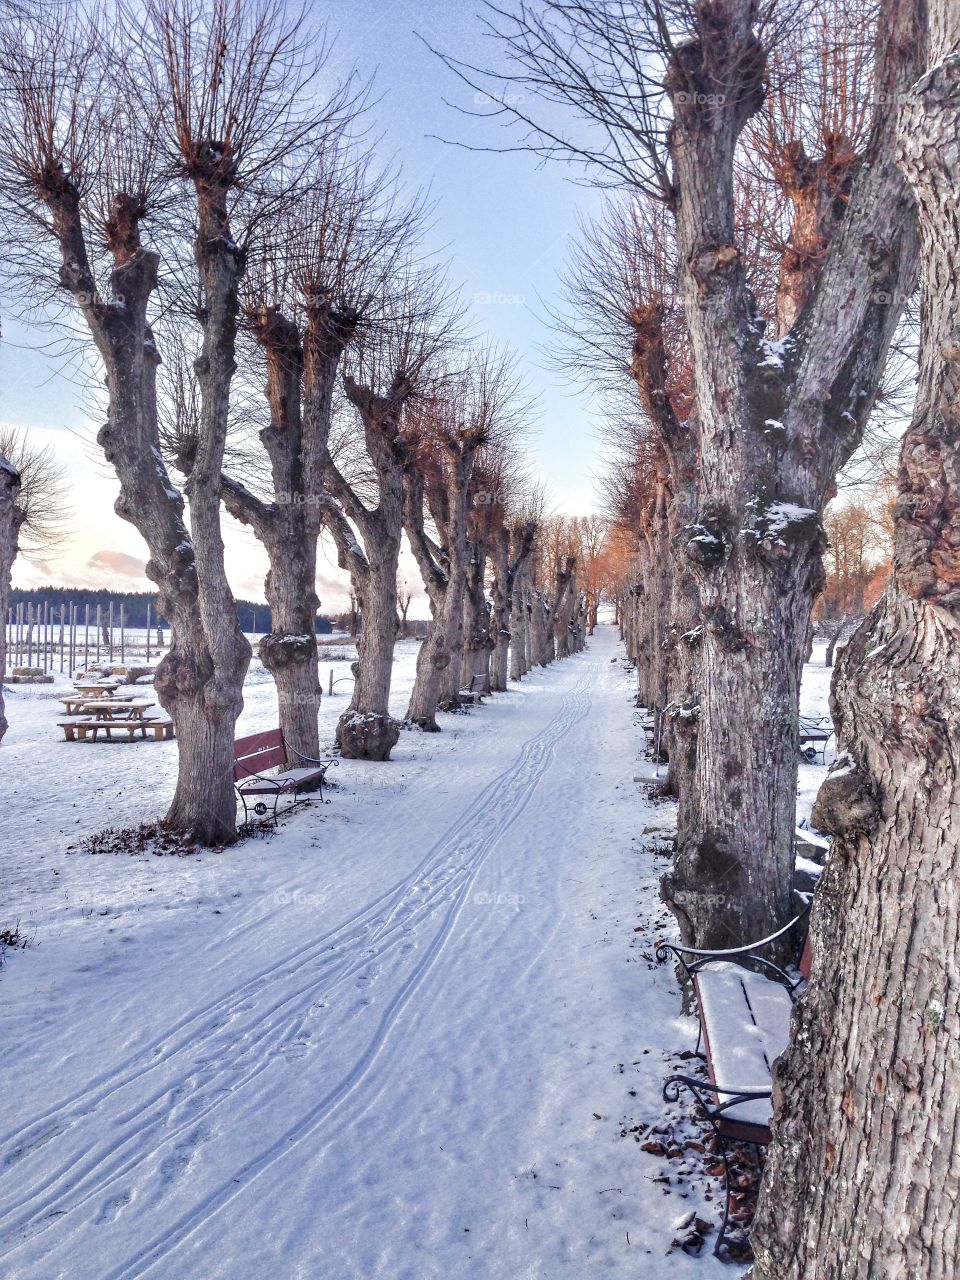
[97,1191,131,1224]
[158,1125,210,1186]
[277,1040,310,1062]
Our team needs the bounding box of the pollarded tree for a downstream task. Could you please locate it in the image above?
[205,150,422,764]
[319,266,463,759]
[404,374,484,729]
[487,489,538,690]
[556,195,705,800]
[0,0,354,841]
[507,490,545,682]
[441,0,926,948]
[752,3,960,1271]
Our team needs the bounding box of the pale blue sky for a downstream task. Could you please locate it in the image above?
[3,0,606,607]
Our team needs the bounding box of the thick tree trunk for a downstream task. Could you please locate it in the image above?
[550,556,576,660]
[338,550,402,760]
[824,626,841,667]
[509,573,527,680]
[404,440,479,727]
[166,174,252,840]
[0,458,23,745]
[460,538,491,685]
[224,309,323,764]
[753,25,960,1276]
[530,589,550,666]
[489,524,511,690]
[258,530,321,763]
[409,571,467,727]
[659,0,922,948]
[325,373,412,760]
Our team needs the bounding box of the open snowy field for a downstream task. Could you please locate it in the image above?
[0,627,835,1279]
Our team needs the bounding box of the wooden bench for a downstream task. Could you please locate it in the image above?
[799,714,833,762]
[58,718,175,742]
[458,673,492,704]
[234,729,340,824]
[656,909,812,1256]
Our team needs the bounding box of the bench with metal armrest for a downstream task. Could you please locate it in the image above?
[234,729,340,824]
[798,714,834,761]
[656,906,812,1256]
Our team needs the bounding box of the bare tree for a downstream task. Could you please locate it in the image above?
[753,1,960,1270]
[317,265,463,759]
[396,571,414,638]
[508,488,546,681]
[443,0,927,949]
[0,426,70,743]
[206,150,420,764]
[0,455,23,743]
[0,0,353,841]
[0,426,71,561]
[817,493,890,663]
[403,373,485,729]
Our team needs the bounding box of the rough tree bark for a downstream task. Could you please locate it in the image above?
[163,148,252,838]
[509,544,534,680]
[0,457,23,744]
[529,586,551,667]
[322,372,412,760]
[660,0,924,950]
[752,11,960,1274]
[44,174,246,843]
[404,435,479,730]
[491,517,535,689]
[222,307,322,762]
[460,520,492,685]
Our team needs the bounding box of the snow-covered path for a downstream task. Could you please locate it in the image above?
[0,627,723,1279]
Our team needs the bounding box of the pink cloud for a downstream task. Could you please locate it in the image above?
[86,549,150,586]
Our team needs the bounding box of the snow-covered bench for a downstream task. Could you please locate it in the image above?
[459,673,491,703]
[656,910,811,1255]
[798,714,833,762]
[234,729,339,824]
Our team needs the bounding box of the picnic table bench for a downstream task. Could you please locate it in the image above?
[798,714,834,762]
[656,908,812,1256]
[73,680,123,697]
[58,699,174,742]
[58,718,175,742]
[459,673,492,704]
[59,692,139,716]
[234,729,340,824]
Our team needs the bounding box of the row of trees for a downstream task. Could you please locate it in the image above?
[446,0,922,950]
[436,0,957,1268]
[0,0,593,842]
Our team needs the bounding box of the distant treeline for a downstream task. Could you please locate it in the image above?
[9,588,334,634]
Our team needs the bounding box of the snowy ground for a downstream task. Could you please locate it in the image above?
[0,629,836,1279]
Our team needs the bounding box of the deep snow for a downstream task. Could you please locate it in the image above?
[0,627,835,1278]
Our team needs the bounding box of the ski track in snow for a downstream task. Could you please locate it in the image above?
[1,663,596,1277]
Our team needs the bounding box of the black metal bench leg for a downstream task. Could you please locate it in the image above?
[711,1124,734,1258]
[662,1075,740,1259]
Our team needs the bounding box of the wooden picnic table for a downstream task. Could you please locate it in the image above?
[79,699,155,721]
[59,693,140,715]
[73,681,123,696]
[57,698,174,742]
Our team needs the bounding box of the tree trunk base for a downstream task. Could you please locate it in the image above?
[336,709,401,761]
[406,714,441,733]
